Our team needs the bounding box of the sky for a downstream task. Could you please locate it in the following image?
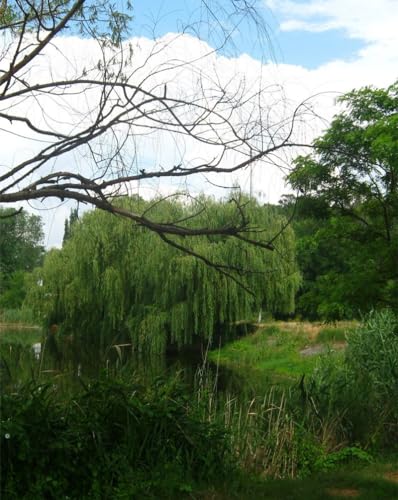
[130,0,368,67]
[1,0,397,247]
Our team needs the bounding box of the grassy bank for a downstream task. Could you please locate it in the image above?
[0,307,37,326]
[208,321,355,382]
[0,326,42,345]
[200,459,398,499]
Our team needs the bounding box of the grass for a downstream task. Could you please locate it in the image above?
[209,322,336,381]
[0,327,42,346]
[0,307,37,325]
[198,459,398,499]
[208,322,354,382]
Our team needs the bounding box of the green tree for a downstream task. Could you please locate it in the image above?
[62,207,79,245]
[26,196,300,356]
[287,82,398,320]
[0,208,44,308]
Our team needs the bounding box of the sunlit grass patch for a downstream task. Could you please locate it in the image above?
[209,322,322,380]
[0,327,42,346]
[316,322,357,344]
[209,321,360,382]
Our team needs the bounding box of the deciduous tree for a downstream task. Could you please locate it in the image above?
[0,207,44,308]
[26,196,300,355]
[287,82,398,319]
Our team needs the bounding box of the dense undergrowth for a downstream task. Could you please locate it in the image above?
[207,311,398,477]
[1,310,398,498]
[1,375,232,499]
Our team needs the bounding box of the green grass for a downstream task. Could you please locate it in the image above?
[0,327,42,346]
[198,459,398,499]
[0,307,37,325]
[208,321,358,383]
[208,323,331,382]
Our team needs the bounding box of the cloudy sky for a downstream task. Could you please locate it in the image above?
[132,0,397,72]
[2,0,397,247]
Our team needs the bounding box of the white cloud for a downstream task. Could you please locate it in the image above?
[1,2,397,247]
[279,19,338,32]
[266,0,398,44]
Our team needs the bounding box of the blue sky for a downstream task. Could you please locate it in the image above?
[130,0,367,69]
[271,29,364,68]
[3,0,397,247]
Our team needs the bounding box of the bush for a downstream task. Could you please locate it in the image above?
[1,376,232,498]
[306,310,398,448]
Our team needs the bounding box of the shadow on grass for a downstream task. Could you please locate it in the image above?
[196,467,398,499]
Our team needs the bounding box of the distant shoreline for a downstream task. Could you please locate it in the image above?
[0,323,40,331]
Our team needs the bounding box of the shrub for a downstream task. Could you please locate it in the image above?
[306,310,398,448]
[1,376,232,498]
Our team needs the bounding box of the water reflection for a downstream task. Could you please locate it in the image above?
[0,326,275,401]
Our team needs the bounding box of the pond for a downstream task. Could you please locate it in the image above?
[0,324,270,400]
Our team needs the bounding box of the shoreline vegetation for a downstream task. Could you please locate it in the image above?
[1,313,398,498]
[0,323,40,330]
[208,320,356,384]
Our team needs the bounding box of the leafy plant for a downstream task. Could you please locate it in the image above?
[286,81,398,320]
[314,446,373,472]
[1,375,233,498]
[307,310,398,447]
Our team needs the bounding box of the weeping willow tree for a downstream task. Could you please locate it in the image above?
[27,195,300,357]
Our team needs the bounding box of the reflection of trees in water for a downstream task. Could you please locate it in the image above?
[42,331,250,395]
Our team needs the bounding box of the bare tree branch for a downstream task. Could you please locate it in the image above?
[0,0,312,264]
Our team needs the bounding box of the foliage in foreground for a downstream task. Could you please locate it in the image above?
[1,376,231,499]
[26,195,300,356]
[206,312,398,479]
[0,369,380,500]
[2,312,398,498]
[307,310,398,447]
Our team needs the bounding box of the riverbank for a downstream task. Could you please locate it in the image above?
[208,320,355,382]
[0,323,40,330]
[1,313,397,498]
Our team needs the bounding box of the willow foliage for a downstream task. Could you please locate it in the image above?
[27,196,300,355]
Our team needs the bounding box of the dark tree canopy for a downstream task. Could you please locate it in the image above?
[287,82,398,319]
[0,207,44,308]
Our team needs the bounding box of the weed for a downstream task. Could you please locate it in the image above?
[317,327,348,343]
[1,375,233,499]
[0,308,37,325]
